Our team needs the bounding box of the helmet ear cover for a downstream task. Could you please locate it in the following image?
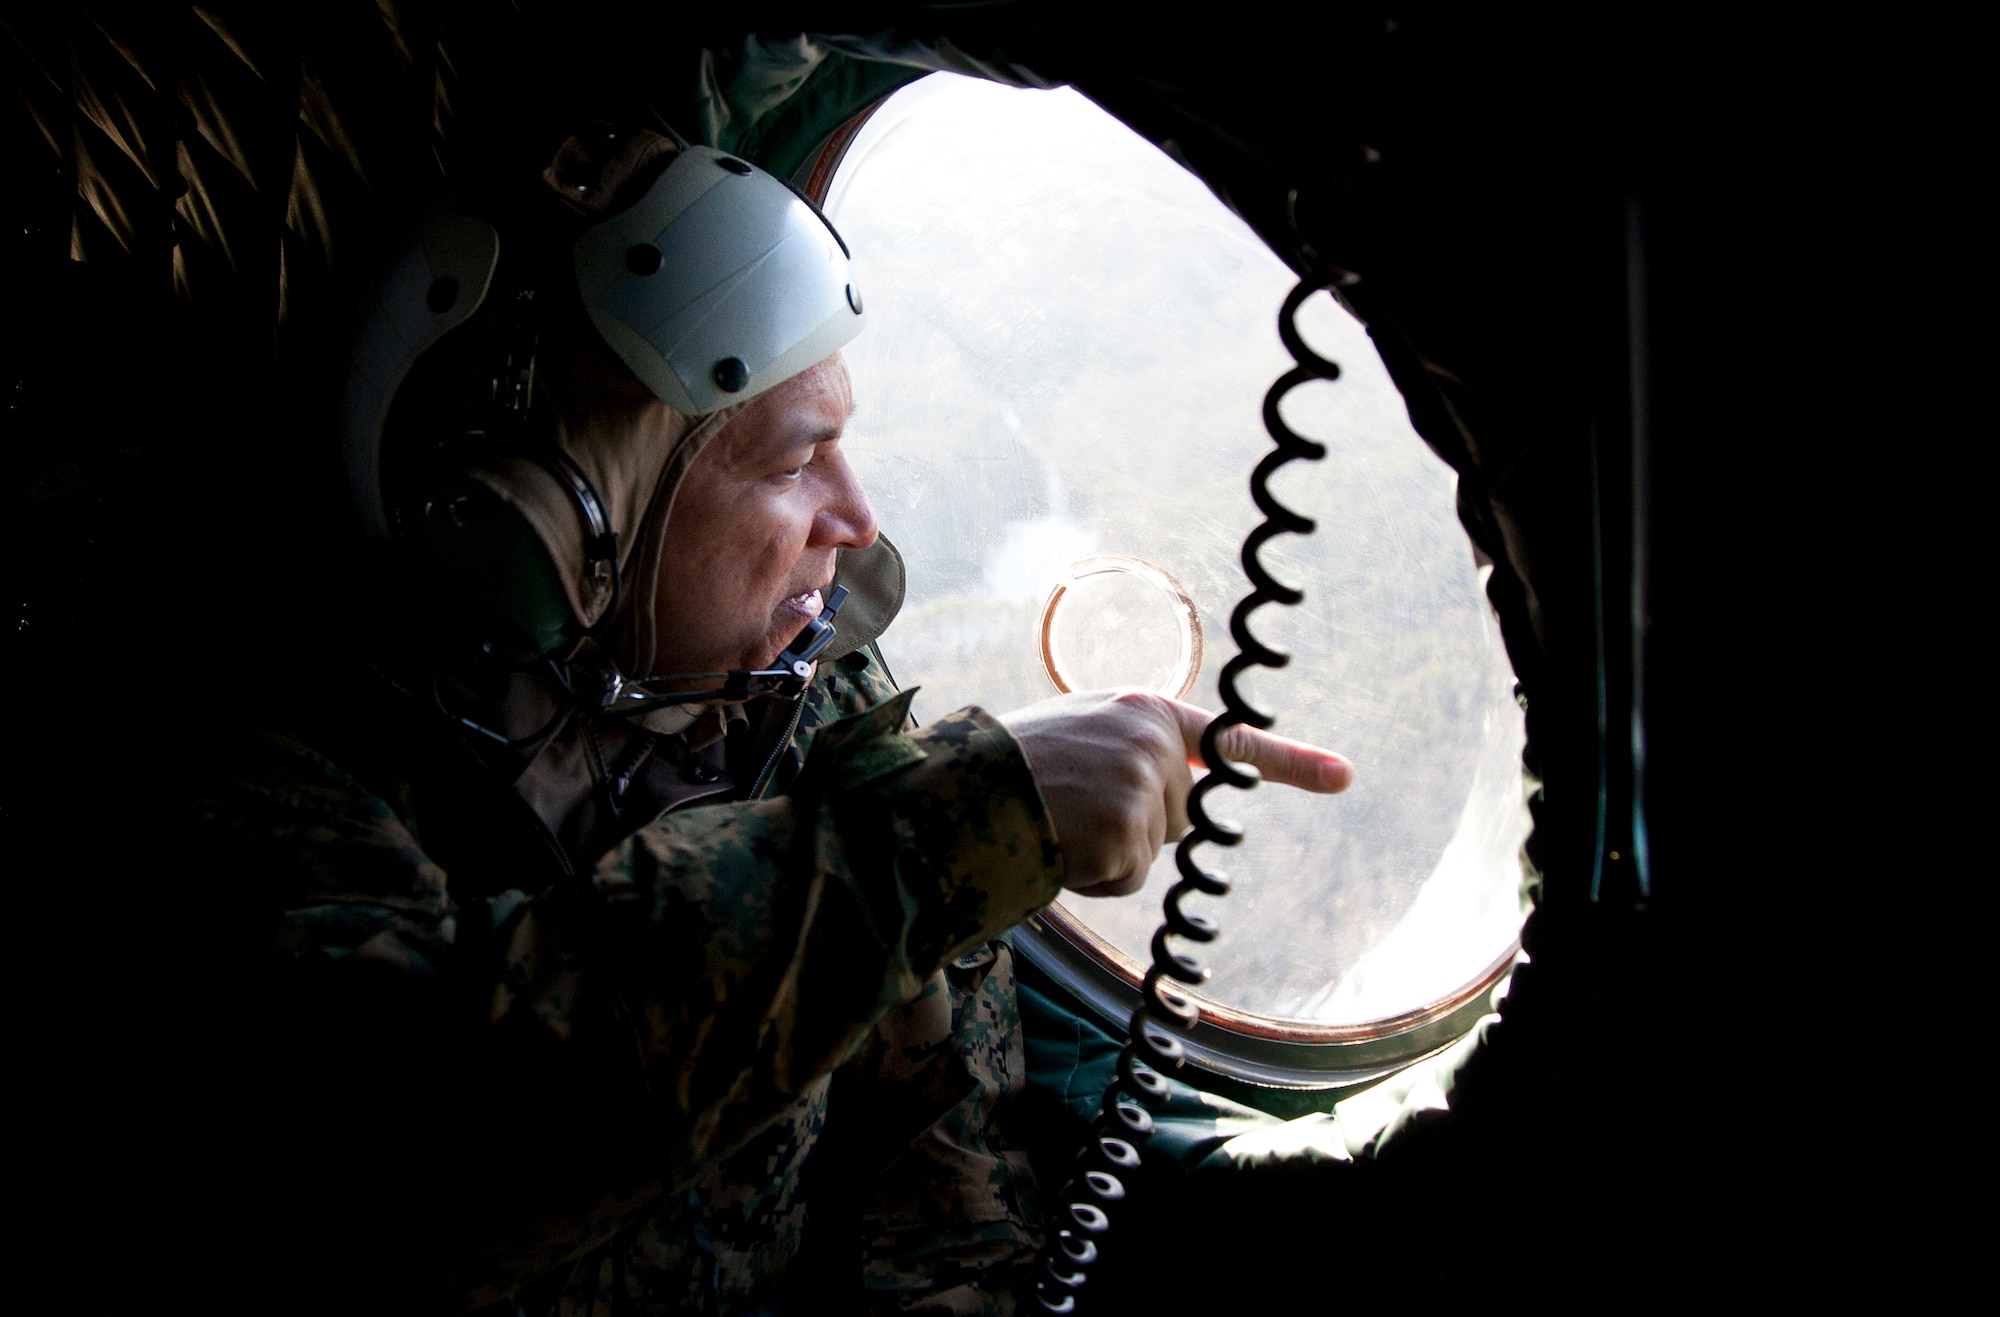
[375,271,611,661]
[405,464,575,662]
[343,209,503,542]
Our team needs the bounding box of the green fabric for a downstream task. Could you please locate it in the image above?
[688,40,929,179]
[1014,951,1509,1175]
[1015,970,1274,1170]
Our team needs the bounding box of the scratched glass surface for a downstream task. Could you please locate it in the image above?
[826,74,1527,1025]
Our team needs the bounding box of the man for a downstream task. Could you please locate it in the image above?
[183,126,1349,1314]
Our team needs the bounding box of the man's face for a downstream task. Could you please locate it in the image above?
[651,354,876,677]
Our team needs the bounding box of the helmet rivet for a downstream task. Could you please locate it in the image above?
[713,357,749,392]
[846,283,863,315]
[625,244,662,276]
[426,276,459,314]
[716,156,754,175]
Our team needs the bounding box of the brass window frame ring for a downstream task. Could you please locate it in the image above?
[1038,554,1204,700]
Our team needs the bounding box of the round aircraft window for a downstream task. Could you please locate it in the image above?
[823,74,1528,1082]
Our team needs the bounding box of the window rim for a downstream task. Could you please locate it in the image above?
[807,71,1531,1094]
[1017,903,1520,1089]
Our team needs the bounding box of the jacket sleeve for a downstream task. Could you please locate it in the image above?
[497,691,1066,1179]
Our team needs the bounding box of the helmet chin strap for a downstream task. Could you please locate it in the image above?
[589,585,851,717]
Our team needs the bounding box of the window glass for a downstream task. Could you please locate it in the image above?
[826,74,1527,1027]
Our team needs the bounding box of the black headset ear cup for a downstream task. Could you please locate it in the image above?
[410,468,575,659]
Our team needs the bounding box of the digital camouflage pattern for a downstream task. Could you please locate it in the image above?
[855,942,1043,1315]
[189,644,1060,1313]
[547,945,1041,1316]
[546,649,1049,1314]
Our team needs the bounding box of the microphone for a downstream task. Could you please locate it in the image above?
[773,584,850,679]
[596,585,853,716]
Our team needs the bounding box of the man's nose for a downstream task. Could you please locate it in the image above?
[811,456,878,550]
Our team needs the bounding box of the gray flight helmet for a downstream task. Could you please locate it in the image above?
[573,146,864,417]
[341,146,864,543]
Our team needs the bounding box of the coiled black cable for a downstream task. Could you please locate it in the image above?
[1033,273,1339,1313]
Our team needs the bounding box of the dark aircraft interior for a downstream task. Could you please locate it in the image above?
[6,4,1893,1310]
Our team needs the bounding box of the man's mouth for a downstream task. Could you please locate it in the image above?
[781,587,825,618]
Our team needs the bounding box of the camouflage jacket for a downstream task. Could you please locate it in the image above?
[185,645,1061,1313]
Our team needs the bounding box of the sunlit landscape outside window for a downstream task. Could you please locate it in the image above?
[825,74,1528,1026]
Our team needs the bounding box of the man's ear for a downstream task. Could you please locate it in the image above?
[542,123,680,217]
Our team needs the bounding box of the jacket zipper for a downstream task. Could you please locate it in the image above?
[747,686,810,800]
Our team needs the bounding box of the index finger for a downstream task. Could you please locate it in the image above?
[1164,699,1354,793]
